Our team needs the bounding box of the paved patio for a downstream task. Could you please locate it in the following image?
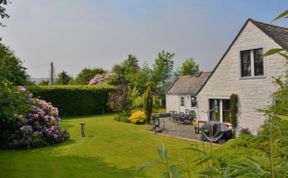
[157,117,201,140]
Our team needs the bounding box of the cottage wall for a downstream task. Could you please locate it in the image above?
[197,21,286,134]
[166,94,180,112]
[166,94,197,113]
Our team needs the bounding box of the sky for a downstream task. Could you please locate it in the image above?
[0,0,287,78]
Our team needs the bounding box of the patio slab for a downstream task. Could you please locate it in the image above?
[157,118,201,141]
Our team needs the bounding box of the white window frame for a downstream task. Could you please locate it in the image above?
[239,48,266,79]
[208,97,230,123]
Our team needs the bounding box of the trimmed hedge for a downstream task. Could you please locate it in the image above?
[28,85,115,117]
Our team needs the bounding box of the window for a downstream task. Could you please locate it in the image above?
[240,50,251,77]
[240,48,264,77]
[222,99,231,123]
[209,99,231,123]
[254,49,264,76]
[209,99,220,121]
[180,97,185,106]
[191,96,197,107]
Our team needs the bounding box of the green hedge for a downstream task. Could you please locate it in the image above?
[28,85,116,117]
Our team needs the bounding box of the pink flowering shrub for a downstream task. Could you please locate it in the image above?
[2,86,69,149]
[89,72,116,85]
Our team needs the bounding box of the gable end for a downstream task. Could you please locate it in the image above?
[197,18,287,95]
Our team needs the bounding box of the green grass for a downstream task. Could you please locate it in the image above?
[0,114,206,178]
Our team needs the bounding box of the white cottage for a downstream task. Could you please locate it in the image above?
[166,72,211,114]
[196,19,288,134]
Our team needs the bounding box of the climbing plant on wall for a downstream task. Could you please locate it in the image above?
[230,93,238,129]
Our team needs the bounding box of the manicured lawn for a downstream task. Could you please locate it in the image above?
[0,114,206,178]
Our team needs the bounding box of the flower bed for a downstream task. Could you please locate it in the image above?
[1,86,69,149]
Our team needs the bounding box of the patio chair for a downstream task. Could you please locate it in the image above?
[177,112,186,124]
[169,111,177,122]
[187,110,197,123]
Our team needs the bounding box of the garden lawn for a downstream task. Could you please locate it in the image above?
[0,114,207,178]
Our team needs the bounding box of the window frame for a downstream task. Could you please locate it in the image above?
[253,48,264,76]
[191,96,197,107]
[180,96,185,107]
[240,50,252,77]
[208,97,231,123]
[240,48,266,79]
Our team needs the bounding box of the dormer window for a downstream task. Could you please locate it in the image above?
[240,48,264,77]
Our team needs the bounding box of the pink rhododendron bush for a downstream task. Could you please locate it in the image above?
[89,72,116,85]
[0,86,69,149]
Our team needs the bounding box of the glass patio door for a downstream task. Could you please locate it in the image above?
[209,99,230,123]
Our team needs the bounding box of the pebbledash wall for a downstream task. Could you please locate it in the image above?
[197,21,286,134]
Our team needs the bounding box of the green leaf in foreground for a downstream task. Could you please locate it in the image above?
[273,10,288,21]
[264,48,285,56]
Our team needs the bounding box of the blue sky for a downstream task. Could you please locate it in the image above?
[0,0,287,78]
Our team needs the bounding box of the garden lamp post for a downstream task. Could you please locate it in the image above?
[80,122,86,137]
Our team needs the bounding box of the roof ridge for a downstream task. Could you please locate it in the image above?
[249,18,288,31]
[166,71,211,95]
[249,18,288,49]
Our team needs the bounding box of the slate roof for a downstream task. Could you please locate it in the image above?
[167,72,212,95]
[250,19,288,48]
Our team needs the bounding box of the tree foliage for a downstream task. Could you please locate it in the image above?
[151,51,174,106]
[38,80,49,86]
[152,51,174,85]
[177,58,199,76]
[113,54,139,76]
[112,55,153,95]
[55,71,72,85]
[0,0,9,27]
[230,93,238,129]
[0,43,30,85]
[112,54,140,85]
[74,67,105,85]
[111,51,175,109]
[130,63,152,94]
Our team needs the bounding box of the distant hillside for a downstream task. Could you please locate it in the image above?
[31,78,49,84]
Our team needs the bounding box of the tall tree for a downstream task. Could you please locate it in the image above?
[150,51,174,107]
[74,67,105,85]
[112,54,139,77]
[177,58,199,76]
[129,62,152,94]
[55,71,72,85]
[152,51,174,84]
[112,54,140,87]
[151,50,174,98]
